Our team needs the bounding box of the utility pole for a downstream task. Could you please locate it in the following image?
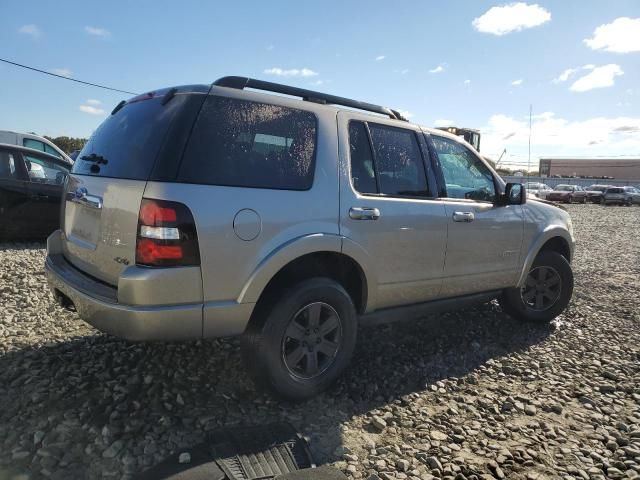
[528,104,533,178]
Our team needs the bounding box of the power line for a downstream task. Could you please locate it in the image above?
[0,57,139,96]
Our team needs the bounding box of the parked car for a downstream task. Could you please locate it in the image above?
[0,130,73,164]
[603,186,640,206]
[0,143,71,239]
[584,184,612,204]
[525,182,553,199]
[45,77,575,400]
[547,184,587,204]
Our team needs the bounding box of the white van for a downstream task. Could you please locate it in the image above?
[0,130,72,164]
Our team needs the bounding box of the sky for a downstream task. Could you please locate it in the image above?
[1,0,639,169]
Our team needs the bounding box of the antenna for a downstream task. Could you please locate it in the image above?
[528,104,533,179]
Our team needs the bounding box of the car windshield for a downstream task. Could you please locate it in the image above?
[555,185,573,191]
[589,186,607,192]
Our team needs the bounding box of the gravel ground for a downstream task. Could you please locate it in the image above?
[1,204,639,480]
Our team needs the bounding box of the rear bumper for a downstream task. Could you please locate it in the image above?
[45,230,253,341]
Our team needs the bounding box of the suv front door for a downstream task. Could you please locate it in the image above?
[428,134,523,296]
[338,112,448,310]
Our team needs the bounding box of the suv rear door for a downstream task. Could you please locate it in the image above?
[0,146,30,238]
[428,133,523,296]
[61,90,205,285]
[338,112,447,310]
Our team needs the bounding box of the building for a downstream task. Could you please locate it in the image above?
[539,157,640,180]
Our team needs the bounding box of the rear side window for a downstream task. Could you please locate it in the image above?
[0,151,18,179]
[179,96,317,190]
[72,96,187,180]
[348,121,430,197]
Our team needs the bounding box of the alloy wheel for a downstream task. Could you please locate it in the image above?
[521,266,562,311]
[281,302,342,379]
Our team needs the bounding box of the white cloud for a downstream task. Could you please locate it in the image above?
[472,2,551,36]
[266,45,274,51]
[464,79,471,85]
[79,103,105,115]
[429,65,444,74]
[50,68,72,78]
[397,110,414,119]
[553,64,597,83]
[85,26,111,38]
[481,112,640,160]
[375,55,385,61]
[309,79,324,86]
[511,79,523,86]
[434,119,455,127]
[263,67,318,77]
[584,17,640,53]
[18,24,41,39]
[570,64,623,92]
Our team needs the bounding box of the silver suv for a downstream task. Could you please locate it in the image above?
[46,77,575,399]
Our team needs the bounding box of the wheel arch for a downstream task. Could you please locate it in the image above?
[516,227,574,288]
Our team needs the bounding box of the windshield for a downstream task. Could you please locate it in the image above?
[555,185,573,191]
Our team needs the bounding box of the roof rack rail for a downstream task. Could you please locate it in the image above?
[213,76,408,121]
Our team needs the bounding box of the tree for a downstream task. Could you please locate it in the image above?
[44,136,88,154]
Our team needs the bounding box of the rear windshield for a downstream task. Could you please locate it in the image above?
[72,96,185,180]
[179,96,317,190]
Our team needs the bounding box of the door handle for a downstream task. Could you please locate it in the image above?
[349,207,381,220]
[452,211,475,222]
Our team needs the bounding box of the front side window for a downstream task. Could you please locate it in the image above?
[0,151,18,180]
[43,143,62,158]
[24,155,68,185]
[180,96,317,190]
[432,135,496,202]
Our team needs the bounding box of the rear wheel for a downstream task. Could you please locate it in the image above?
[500,250,573,323]
[241,277,358,401]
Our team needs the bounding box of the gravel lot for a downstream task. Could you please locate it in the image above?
[1,204,639,480]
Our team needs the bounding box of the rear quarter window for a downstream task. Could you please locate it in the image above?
[178,96,317,190]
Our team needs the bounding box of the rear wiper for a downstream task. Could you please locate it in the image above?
[80,153,108,165]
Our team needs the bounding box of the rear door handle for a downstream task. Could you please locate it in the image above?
[452,211,475,222]
[349,207,381,220]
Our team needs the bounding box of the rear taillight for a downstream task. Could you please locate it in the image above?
[135,198,200,267]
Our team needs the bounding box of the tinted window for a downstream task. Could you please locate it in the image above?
[73,96,187,180]
[180,96,317,190]
[368,124,429,196]
[348,122,377,194]
[23,139,45,152]
[432,135,495,202]
[24,155,68,185]
[0,151,19,179]
[43,143,62,158]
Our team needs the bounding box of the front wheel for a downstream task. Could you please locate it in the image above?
[241,277,358,401]
[500,251,573,323]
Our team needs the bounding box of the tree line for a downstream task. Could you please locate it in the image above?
[44,136,88,154]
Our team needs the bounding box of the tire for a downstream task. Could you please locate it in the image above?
[499,250,573,323]
[566,195,572,204]
[581,196,586,204]
[241,277,358,401]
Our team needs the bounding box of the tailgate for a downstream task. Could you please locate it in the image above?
[62,174,145,285]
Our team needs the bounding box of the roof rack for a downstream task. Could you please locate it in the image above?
[213,76,408,121]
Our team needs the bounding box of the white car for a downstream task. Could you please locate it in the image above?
[0,130,72,163]
[603,186,640,206]
[526,182,553,199]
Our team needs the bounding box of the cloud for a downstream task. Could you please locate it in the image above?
[50,68,72,78]
[472,2,551,36]
[18,24,41,39]
[266,45,274,51]
[375,55,385,61]
[434,119,455,127]
[397,110,414,119]
[79,101,105,115]
[309,79,324,87]
[570,64,623,92]
[85,26,111,38]
[553,64,596,83]
[511,79,523,86]
[584,17,640,53]
[481,112,640,160]
[464,79,471,85]
[429,65,444,74]
[263,67,318,77]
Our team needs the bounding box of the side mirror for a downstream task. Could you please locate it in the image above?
[501,183,526,205]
